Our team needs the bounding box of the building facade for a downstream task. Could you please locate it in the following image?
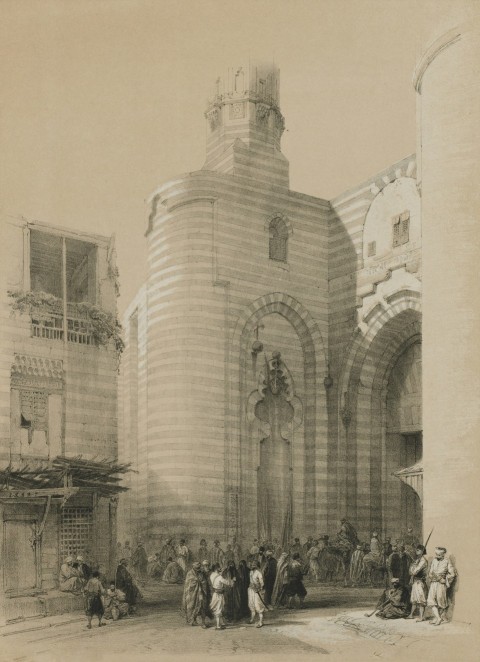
[0,217,121,622]
[119,62,423,550]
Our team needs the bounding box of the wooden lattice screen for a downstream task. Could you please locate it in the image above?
[60,507,93,559]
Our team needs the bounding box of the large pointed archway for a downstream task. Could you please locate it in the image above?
[337,291,422,541]
[227,293,327,544]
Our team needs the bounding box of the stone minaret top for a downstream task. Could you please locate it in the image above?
[203,61,289,185]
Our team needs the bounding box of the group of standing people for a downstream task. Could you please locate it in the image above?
[182,548,309,630]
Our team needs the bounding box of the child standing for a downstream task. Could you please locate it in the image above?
[84,570,105,628]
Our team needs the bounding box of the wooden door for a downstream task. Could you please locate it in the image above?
[3,519,38,593]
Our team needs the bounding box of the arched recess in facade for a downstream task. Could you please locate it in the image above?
[337,290,422,540]
[228,293,327,540]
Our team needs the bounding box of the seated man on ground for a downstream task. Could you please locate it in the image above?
[163,556,184,584]
[104,582,130,620]
[375,577,411,619]
[59,556,85,595]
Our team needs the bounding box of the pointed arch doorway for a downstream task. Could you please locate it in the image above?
[385,339,422,541]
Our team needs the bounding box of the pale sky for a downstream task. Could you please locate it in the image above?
[0,0,476,314]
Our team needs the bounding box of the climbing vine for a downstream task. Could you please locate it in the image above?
[8,290,124,358]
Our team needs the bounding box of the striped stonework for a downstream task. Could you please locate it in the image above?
[119,64,423,551]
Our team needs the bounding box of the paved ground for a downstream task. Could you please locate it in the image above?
[1,583,477,662]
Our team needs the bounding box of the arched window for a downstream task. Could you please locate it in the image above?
[269,217,288,262]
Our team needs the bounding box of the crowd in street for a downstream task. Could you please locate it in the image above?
[58,519,457,630]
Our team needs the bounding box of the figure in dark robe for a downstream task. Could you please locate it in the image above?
[375,578,411,619]
[289,538,303,560]
[222,561,242,623]
[131,542,149,582]
[285,553,307,608]
[318,537,340,582]
[387,545,411,586]
[182,562,210,627]
[272,552,289,607]
[115,559,141,612]
[263,550,277,605]
[237,560,250,617]
[197,540,209,563]
[225,544,235,565]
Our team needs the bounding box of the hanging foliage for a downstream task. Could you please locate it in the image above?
[8,290,124,358]
[8,289,62,314]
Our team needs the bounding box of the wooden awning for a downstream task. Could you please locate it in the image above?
[394,460,423,502]
[0,456,132,497]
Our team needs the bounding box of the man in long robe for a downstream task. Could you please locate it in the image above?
[209,540,225,568]
[115,559,141,612]
[182,562,210,627]
[231,537,242,567]
[349,544,365,587]
[318,536,340,582]
[271,552,289,607]
[237,560,250,617]
[197,539,209,563]
[363,532,383,585]
[306,540,321,582]
[222,561,242,623]
[131,541,148,583]
[176,539,191,576]
[263,550,277,605]
[225,544,235,565]
[427,546,456,625]
[387,545,411,586]
[375,578,411,619]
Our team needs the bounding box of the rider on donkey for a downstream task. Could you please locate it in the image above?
[335,518,359,552]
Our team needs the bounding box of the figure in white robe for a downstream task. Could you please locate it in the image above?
[407,545,428,621]
[427,547,456,625]
[209,566,235,630]
[248,563,266,627]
